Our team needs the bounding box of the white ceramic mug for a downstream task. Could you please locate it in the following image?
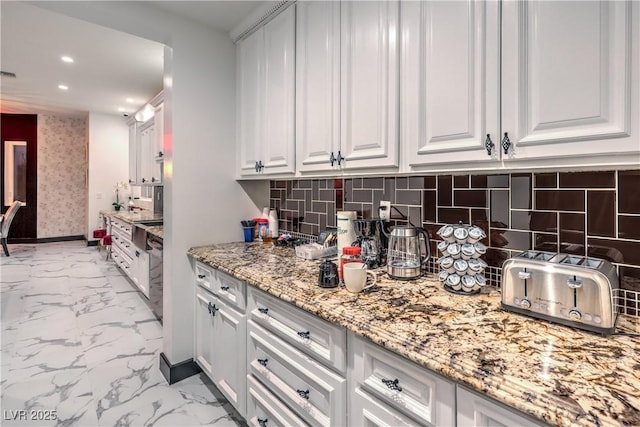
[343,262,377,293]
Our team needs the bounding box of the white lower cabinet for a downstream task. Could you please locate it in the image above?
[351,386,420,427]
[193,264,546,426]
[246,375,307,427]
[194,269,247,418]
[247,320,346,427]
[349,333,456,426]
[195,287,216,379]
[456,386,545,427]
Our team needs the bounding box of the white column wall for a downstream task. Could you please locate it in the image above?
[87,112,129,241]
[35,2,266,365]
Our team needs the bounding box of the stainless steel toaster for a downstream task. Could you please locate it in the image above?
[501,250,619,335]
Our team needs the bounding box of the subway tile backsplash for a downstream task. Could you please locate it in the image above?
[270,170,640,306]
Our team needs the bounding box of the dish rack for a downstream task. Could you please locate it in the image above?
[436,223,488,295]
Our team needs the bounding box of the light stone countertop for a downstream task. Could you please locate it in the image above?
[100,209,163,224]
[188,242,640,427]
[145,226,163,240]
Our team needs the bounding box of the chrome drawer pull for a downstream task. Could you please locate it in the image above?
[220,286,230,291]
[382,378,402,392]
[210,304,219,316]
[296,389,310,400]
[258,307,269,315]
[257,358,268,367]
[197,274,206,279]
[257,418,268,427]
[207,302,212,314]
[297,331,310,339]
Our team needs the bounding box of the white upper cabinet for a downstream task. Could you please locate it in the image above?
[237,27,265,176]
[295,0,400,174]
[340,0,400,171]
[237,5,295,177]
[402,0,500,170]
[128,120,139,185]
[502,0,639,165]
[296,1,341,173]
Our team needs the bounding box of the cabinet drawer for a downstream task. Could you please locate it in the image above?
[247,321,346,427]
[112,219,133,236]
[212,270,246,312]
[456,386,545,427]
[246,375,308,427]
[248,288,346,374]
[195,262,215,291]
[349,333,455,427]
[351,386,419,427]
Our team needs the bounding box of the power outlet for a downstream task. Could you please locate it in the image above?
[379,201,391,221]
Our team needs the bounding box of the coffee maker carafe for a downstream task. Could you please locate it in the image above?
[353,219,389,268]
[387,226,431,280]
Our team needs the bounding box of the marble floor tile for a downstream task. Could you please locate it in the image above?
[1,241,244,427]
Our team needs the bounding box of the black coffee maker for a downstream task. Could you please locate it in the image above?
[352,219,389,268]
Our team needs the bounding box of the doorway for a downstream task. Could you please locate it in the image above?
[1,114,37,241]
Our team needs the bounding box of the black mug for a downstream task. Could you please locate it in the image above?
[318,259,339,288]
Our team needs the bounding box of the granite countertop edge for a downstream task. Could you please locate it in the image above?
[188,243,640,427]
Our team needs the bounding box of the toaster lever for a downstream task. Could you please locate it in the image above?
[518,271,532,280]
[567,278,583,288]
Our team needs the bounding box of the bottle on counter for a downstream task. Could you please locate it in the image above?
[340,246,362,283]
[268,209,278,238]
[128,197,135,212]
[257,218,269,242]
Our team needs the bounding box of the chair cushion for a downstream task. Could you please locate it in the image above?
[93,229,107,239]
[102,235,112,245]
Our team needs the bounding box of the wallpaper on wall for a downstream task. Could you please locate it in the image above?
[37,115,87,238]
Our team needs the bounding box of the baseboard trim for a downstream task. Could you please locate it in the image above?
[9,235,85,244]
[87,240,99,247]
[159,353,202,385]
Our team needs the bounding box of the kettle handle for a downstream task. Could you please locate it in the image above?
[417,227,431,265]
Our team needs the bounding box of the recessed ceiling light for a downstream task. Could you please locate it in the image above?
[126,98,134,103]
[61,56,74,63]
[117,107,127,112]
[58,84,69,90]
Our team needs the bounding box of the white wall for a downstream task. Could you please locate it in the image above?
[87,112,129,241]
[34,1,267,366]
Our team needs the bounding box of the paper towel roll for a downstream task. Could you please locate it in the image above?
[337,211,357,257]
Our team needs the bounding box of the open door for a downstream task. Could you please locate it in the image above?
[1,114,37,242]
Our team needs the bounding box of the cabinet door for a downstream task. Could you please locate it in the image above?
[340,0,399,170]
[153,103,163,184]
[237,28,264,176]
[296,1,341,173]
[138,121,155,184]
[501,0,639,164]
[128,122,138,185]
[194,288,215,379]
[211,300,246,418]
[402,0,500,170]
[456,386,544,427]
[263,5,296,175]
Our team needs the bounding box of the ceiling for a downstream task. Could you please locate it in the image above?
[0,1,266,117]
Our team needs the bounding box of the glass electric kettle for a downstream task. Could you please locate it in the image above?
[386,226,431,280]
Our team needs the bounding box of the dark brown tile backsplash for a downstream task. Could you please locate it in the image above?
[270,169,640,293]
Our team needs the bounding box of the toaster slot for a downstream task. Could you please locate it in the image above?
[558,255,583,266]
[534,252,555,261]
[580,257,602,269]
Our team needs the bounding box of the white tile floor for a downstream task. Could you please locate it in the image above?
[0,241,245,427]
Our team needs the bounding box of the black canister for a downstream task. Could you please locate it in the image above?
[318,259,339,288]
